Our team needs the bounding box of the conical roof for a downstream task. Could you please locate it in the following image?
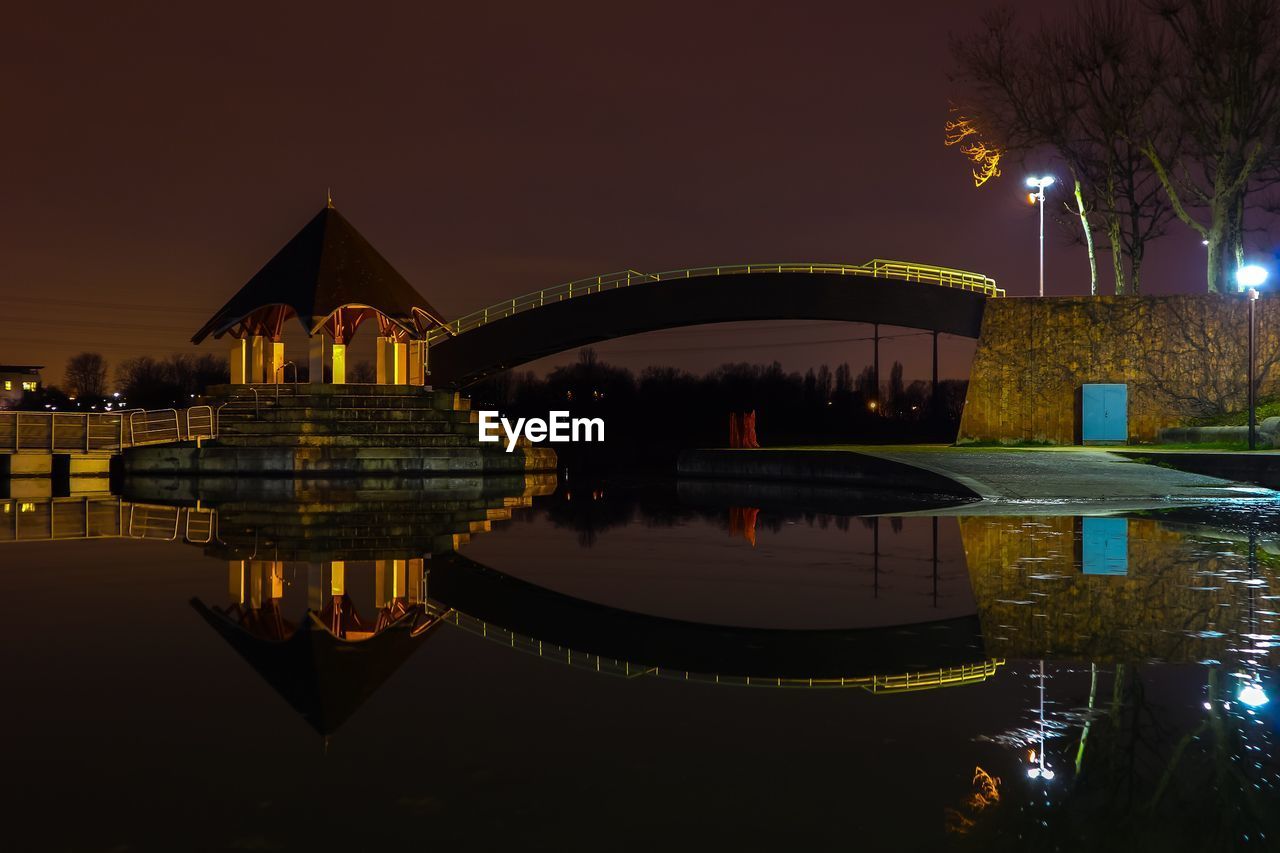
[192,206,447,343]
[191,599,439,736]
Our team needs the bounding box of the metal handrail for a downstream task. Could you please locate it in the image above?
[216,388,260,434]
[424,259,1003,345]
[128,408,181,446]
[273,362,298,403]
[185,405,215,442]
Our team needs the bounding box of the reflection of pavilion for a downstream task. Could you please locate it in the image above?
[192,559,442,737]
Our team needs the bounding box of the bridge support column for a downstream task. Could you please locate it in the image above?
[872,324,881,411]
[331,343,347,384]
[309,334,329,384]
[228,339,248,385]
[931,330,939,414]
[249,335,267,384]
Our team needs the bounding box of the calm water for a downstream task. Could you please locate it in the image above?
[3,475,1279,851]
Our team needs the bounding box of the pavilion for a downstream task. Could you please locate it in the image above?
[192,201,448,385]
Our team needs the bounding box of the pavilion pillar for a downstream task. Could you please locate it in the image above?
[374,558,407,606]
[329,560,345,597]
[228,339,248,385]
[393,342,408,385]
[248,560,265,609]
[268,340,286,384]
[307,563,324,612]
[331,344,347,384]
[407,557,424,603]
[376,336,392,384]
[409,341,427,386]
[249,335,267,384]
[309,334,329,384]
[228,560,246,604]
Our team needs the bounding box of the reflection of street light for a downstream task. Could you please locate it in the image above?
[1026,176,1055,297]
[1027,659,1056,781]
[1237,265,1268,449]
[1239,678,1270,709]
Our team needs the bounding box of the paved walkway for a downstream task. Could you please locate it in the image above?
[852,446,1274,503]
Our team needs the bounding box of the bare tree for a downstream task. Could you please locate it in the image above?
[64,352,108,398]
[1141,0,1280,291]
[949,3,1173,295]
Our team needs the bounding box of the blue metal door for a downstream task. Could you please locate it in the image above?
[1082,383,1127,443]
[1081,517,1128,575]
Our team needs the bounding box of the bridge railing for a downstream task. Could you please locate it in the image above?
[424,259,1002,345]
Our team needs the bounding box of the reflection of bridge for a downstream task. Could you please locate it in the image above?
[425,260,1003,386]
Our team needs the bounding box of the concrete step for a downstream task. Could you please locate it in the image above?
[220,420,474,436]
[213,434,482,448]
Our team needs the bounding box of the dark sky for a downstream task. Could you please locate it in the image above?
[4,0,1208,387]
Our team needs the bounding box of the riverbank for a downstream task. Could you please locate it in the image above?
[678,445,1273,503]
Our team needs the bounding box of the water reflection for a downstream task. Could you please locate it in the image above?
[4,480,1280,849]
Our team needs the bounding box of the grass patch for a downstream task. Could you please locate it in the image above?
[1143,441,1252,451]
[1190,397,1280,427]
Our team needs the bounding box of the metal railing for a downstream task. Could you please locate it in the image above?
[440,608,1006,692]
[424,259,1003,345]
[0,405,217,454]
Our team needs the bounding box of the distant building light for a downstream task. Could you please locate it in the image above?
[21,381,36,391]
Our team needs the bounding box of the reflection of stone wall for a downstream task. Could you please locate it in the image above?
[959,516,1262,663]
[959,295,1280,444]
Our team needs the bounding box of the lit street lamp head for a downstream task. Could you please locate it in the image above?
[1237,264,1269,291]
[1025,175,1055,190]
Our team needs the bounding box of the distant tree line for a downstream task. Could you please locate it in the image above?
[948,0,1280,293]
[18,351,231,411]
[469,349,968,467]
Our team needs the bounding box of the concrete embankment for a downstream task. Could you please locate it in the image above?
[1114,449,1280,490]
[121,384,557,477]
[678,447,1271,503]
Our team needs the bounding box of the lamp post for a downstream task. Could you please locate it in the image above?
[1026,176,1055,297]
[1238,264,1268,450]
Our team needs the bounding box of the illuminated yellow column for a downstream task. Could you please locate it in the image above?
[330,560,345,597]
[331,344,347,384]
[376,337,392,384]
[374,559,390,607]
[407,557,424,603]
[248,560,266,609]
[392,559,406,599]
[268,561,284,600]
[228,560,245,604]
[249,335,267,384]
[229,340,248,385]
[268,341,286,383]
[393,343,408,385]
[309,334,328,384]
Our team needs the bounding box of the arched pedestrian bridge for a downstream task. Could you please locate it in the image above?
[426,260,1003,386]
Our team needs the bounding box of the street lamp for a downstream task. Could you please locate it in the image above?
[1026,176,1055,297]
[1237,264,1269,450]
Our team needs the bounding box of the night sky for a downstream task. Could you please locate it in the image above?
[5,1,1207,386]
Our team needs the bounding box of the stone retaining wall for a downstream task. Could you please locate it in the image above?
[959,294,1280,444]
